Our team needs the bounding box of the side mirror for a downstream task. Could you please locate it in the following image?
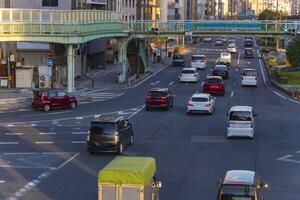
[259,182,268,189]
[156,181,162,188]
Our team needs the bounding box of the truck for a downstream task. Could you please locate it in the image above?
[98,156,161,200]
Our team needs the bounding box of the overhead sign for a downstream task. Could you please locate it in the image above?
[185,22,192,31]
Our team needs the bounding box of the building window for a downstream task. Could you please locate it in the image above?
[42,0,58,7]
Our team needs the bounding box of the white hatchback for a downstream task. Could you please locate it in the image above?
[227,106,256,139]
[191,55,207,69]
[187,93,215,114]
[241,68,257,86]
[179,68,199,82]
[227,44,237,53]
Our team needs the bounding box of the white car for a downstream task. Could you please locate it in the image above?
[228,39,236,45]
[227,106,256,139]
[203,36,212,42]
[241,68,257,86]
[221,36,228,43]
[187,93,215,114]
[219,52,231,66]
[179,68,199,82]
[191,55,207,69]
[227,44,237,53]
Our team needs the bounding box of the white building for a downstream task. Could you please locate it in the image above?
[291,0,299,15]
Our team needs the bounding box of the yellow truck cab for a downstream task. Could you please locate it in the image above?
[98,156,161,200]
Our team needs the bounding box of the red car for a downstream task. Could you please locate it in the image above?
[32,89,77,112]
[145,88,174,111]
[202,76,225,96]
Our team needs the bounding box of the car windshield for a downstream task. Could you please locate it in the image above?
[215,67,227,72]
[219,186,255,200]
[222,53,230,57]
[206,78,222,83]
[191,97,208,102]
[182,70,196,74]
[149,91,167,97]
[173,55,183,59]
[229,111,252,121]
[90,122,116,134]
[228,45,235,48]
[192,56,204,60]
[243,70,256,76]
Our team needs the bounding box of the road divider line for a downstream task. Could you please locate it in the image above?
[5,133,23,136]
[0,180,5,183]
[0,142,19,145]
[230,91,234,98]
[201,81,204,86]
[35,142,54,144]
[215,57,220,64]
[72,132,87,135]
[71,141,86,144]
[56,153,79,170]
[169,81,174,86]
[258,59,266,83]
[39,132,56,135]
[237,52,241,65]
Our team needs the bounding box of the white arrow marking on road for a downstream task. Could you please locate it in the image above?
[277,155,300,164]
[5,133,23,136]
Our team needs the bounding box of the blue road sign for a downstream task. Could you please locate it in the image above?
[185,22,192,31]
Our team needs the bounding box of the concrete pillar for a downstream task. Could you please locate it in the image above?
[276,36,280,51]
[67,44,74,93]
[117,39,128,83]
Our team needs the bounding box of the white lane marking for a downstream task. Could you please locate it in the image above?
[230,91,234,98]
[215,57,220,64]
[201,81,204,86]
[0,180,5,183]
[150,80,160,86]
[35,142,54,144]
[296,150,300,153]
[258,59,266,83]
[5,133,23,136]
[169,81,174,86]
[237,52,241,65]
[72,132,87,135]
[55,152,79,170]
[39,132,56,135]
[71,141,86,144]
[7,124,14,127]
[128,105,146,119]
[84,88,109,94]
[49,111,71,115]
[0,142,19,145]
[2,152,75,155]
[30,124,37,127]
[236,68,238,72]
[75,117,83,120]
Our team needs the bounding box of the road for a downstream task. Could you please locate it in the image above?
[0,37,300,200]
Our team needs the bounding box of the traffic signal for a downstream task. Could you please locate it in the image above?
[286,28,296,35]
[147,27,159,35]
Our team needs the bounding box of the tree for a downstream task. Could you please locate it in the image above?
[286,35,300,67]
[258,9,287,20]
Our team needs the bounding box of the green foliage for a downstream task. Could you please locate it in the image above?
[258,9,287,20]
[286,36,300,67]
[274,69,300,84]
[266,57,285,66]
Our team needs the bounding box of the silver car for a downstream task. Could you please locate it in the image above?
[187,93,215,114]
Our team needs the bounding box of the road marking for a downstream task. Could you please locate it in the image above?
[258,56,266,83]
[7,124,14,127]
[72,132,87,135]
[75,117,83,120]
[56,153,79,169]
[49,111,71,115]
[215,57,220,64]
[201,81,204,86]
[237,52,241,65]
[235,68,238,72]
[71,141,86,144]
[5,133,23,136]
[35,142,54,144]
[30,124,37,127]
[39,132,56,135]
[0,180,5,183]
[0,142,19,145]
[150,80,160,86]
[277,155,300,164]
[169,81,174,86]
[128,105,145,119]
[230,91,234,98]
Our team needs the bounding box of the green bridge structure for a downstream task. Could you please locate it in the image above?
[0,9,299,92]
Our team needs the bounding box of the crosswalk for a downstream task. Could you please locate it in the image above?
[77,90,124,103]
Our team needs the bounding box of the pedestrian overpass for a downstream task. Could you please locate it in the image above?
[0,8,298,92]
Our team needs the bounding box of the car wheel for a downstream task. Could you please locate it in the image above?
[118,144,124,154]
[130,135,134,145]
[43,104,50,112]
[70,102,76,109]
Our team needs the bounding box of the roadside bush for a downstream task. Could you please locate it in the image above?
[286,36,300,68]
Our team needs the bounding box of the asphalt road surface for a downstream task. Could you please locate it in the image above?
[0,37,300,200]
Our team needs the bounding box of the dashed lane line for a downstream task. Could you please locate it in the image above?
[169,81,174,86]
[0,142,19,145]
[71,141,86,144]
[72,132,87,135]
[0,180,5,183]
[230,91,234,98]
[39,132,56,135]
[35,142,54,144]
[5,133,23,136]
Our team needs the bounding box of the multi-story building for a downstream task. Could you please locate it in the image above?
[197,0,207,18]
[291,0,299,15]
[137,0,161,20]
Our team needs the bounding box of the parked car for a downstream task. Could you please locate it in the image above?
[227,106,257,138]
[32,89,77,112]
[228,39,236,45]
[203,36,212,42]
[191,55,207,69]
[187,93,215,114]
[244,39,253,47]
[86,115,134,153]
[215,38,223,46]
[244,48,254,58]
[241,68,257,86]
[212,65,229,79]
[179,68,200,82]
[219,52,231,66]
[227,43,237,53]
[217,170,268,200]
[172,53,185,66]
[145,88,174,111]
[203,76,225,96]
[220,36,228,43]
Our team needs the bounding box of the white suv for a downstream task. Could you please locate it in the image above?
[241,68,257,86]
[219,52,231,66]
[179,68,199,82]
[191,55,207,69]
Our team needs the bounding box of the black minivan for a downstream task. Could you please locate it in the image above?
[86,115,134,153]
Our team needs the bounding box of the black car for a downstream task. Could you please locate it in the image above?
[244,48,254,58]
[212,65,229,79]
[86,115,134,153]
[244,39,253,48]
[172,54,185,66]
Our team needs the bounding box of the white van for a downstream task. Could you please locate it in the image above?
[191,55,207,69]
[219,52,231,66]
[227,106,256,139]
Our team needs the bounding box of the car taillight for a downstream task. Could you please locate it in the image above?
[241,76,244,80]
[187,102,194,107]
[146,96,151,100]
[200,60,204,63]
[255,76,257,80]
[204,103,212,108]
[161,96,168,100]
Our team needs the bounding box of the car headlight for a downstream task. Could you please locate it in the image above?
[114,134,120,143]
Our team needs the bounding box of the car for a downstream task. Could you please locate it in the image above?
[217,170,268,200]
[32,89,77,112]
[172,53,185,66]
[212,65,229,79]
[191,55,207,69]
[244,48,254,58]
[215,39,223,46]
[187,93,215,114]
[220,36,228,43]
[203,36,212,42]
[241,68,257,86]
[219,52,231,66]
[86,115,134,153]
[244,39,253,47]
[227,43,237,53]
[227,106,257,138]
[145,88,174,111]
[228,39,236,45]
[202,76,225,96]
[179,68,199,82]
